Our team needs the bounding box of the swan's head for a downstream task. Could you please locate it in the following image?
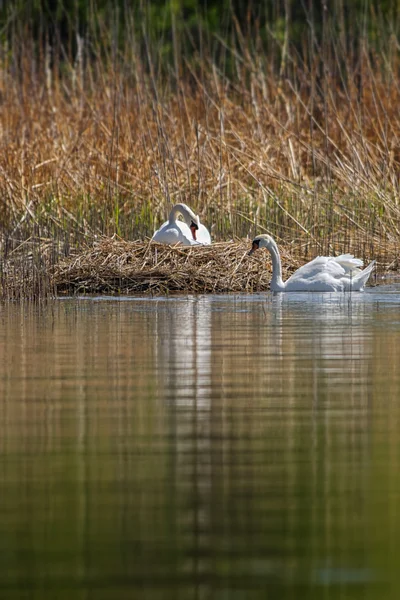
[248,234,274,255]
[170,203,200,240]
[189,215,200,241]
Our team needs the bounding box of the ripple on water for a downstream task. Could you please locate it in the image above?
[0,291,399,598]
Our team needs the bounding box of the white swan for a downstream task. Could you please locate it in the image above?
[152,203,211,246]
[249,234,375,292]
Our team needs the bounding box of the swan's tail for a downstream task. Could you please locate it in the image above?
[353,260,376,290]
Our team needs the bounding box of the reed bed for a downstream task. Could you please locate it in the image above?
[0,2,399,299]
[1,236,60,301]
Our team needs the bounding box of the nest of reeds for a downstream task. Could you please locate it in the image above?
[3,235,394,300]
[52,237,299,296]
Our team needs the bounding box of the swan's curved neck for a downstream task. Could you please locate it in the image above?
[169,204,196,227]
[267,241,285,292]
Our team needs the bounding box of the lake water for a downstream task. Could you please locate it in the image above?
[1,289,400,599]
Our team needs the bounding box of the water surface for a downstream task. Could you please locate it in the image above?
[1,289,400,599]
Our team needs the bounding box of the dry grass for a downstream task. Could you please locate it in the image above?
[1,237,56,300]
[52,238,280,295]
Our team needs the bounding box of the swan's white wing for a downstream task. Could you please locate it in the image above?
[334,254,363,272]
[152,220,195,245]
[285,256,346,283]
[284,255,374,292]
[284,256,351,291]
[197,224,211,245]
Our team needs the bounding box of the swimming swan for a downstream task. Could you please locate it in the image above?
[152,203,211,246]
[249,234,375,292]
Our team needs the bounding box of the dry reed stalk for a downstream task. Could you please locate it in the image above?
[0,6,400,268]
[0,237,57,300]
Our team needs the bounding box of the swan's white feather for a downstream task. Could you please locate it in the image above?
[152,220,201,246]
[334,254,364,270]
[197,224,211,245]
[251,235,375,292]
[151,203,211,246]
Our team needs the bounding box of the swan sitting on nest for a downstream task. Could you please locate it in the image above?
[152,203,211,246]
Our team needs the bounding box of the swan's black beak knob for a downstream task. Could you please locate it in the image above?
[248,240,259,255]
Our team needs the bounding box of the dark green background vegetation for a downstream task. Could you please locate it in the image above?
[2,0,399,66]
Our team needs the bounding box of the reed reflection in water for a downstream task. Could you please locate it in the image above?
[0,291,399,599]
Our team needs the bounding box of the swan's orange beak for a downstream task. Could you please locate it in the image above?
[190,222,198,241]
[248,241,259,255]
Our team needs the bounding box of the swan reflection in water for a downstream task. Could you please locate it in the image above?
[151,292,375,407]
[153,295,212,410]
[150,292,378,590]
[259,291,374,420]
